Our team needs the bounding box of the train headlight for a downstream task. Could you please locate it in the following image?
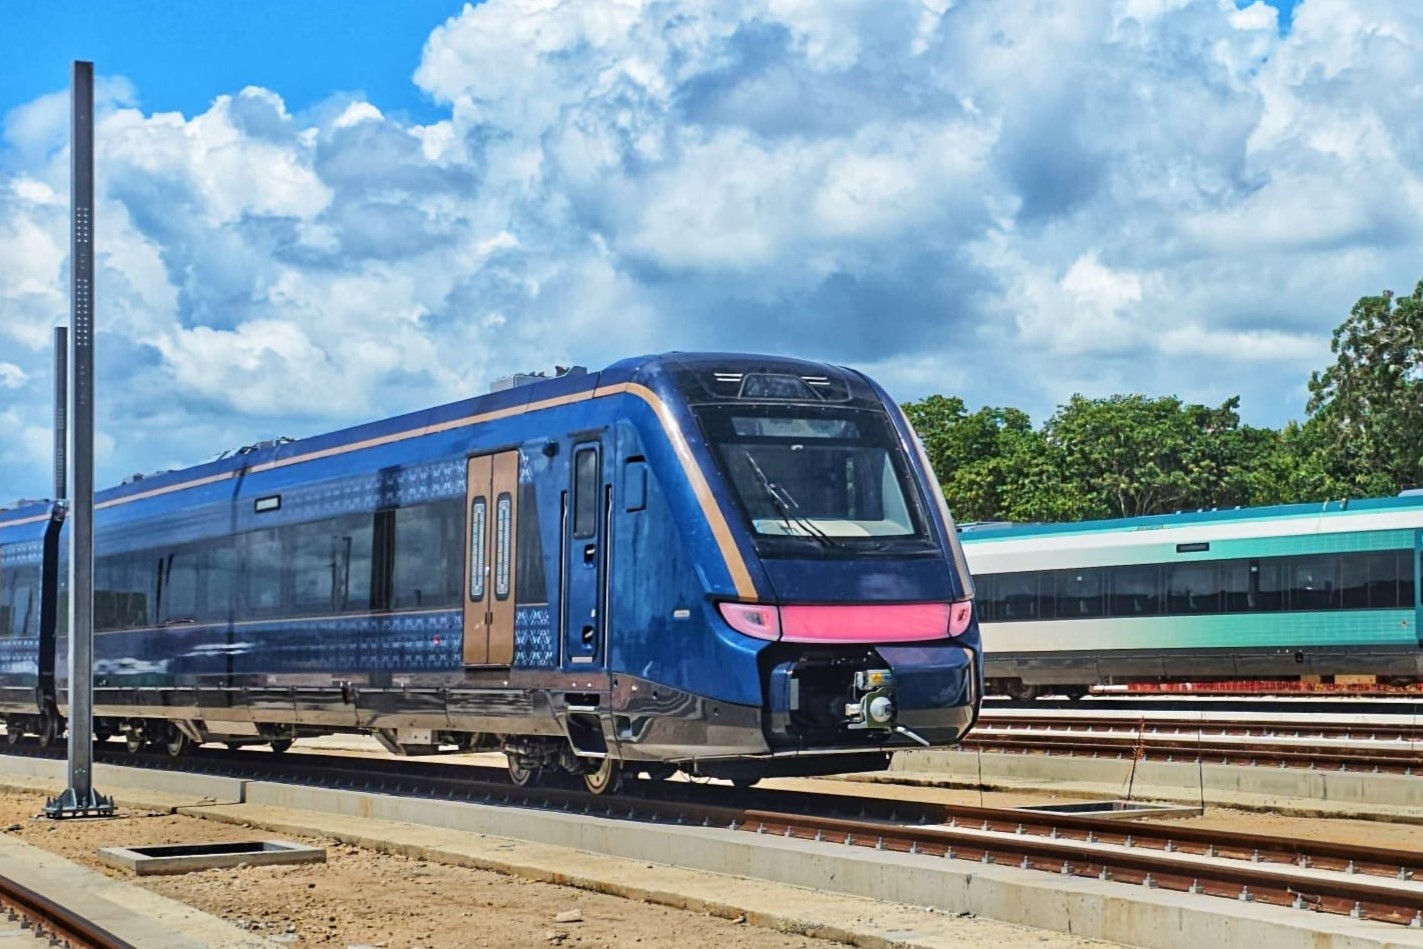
[866,694,895,725]
[718,602,782,641]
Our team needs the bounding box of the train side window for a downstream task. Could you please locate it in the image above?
[1219,561,1252,612]
[1340,553,1377,609]
[94,558,120,631]
[974,574,997,622]
[161,549,199,623]
[1035,571,1057,620]
[1251,560,1284,611]
[1369,552,1403,609]
[292,522,336,615]
[573,447,599,539]
[393,499,464,610]
[1109,565,1160,616]
[1288,555,1339,611]
[243,530,283,614]
[997,572,1038,621]
[202,540,239,622]
[1402,551,1417,608]
[1166,563,1216,614]
[1,564,38,638]
[515,479,547,604]
[336,514,374,612]
[1055,568,1103,618]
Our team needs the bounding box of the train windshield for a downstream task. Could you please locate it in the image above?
[693,403,933,555]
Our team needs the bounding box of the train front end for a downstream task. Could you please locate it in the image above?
[645,354,981,778]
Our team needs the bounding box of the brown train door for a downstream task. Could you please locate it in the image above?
[463,451,519,665]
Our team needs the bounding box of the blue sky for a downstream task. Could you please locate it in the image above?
[1,0,1421,506]
[0,1,460,126]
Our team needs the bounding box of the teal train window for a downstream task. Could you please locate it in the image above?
[978,548,1416,622]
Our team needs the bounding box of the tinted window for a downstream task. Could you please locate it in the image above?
[203,540,238,622]
[573,447,599,539]
[161,549,199,622]
[392,499,463,610]
[1056,568,1103,618]
[1289,556,1339,610]
[516,479,547,604]
[1109,565,1160,616]
[695,403,930,550]
[1,563,39,638]
[244,530,283,613]
[1167,563,1216,613]
[997,572,1039,621]
[292,522,336,614]
[1219,560,1252,613]
[1252,560,1284,611]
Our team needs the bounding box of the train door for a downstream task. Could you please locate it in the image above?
[463,451,519,665]
[562,441,607,666]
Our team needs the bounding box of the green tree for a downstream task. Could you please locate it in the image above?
[1042,393,1265,519]
[1306,280,1423,493]
[902,396,1089,523]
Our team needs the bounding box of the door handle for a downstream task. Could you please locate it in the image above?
[583,544,596,563]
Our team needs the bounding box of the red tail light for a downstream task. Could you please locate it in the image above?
[718,602,782,641]
[948,599,973,636]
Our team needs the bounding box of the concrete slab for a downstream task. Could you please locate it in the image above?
[98,839,325,875]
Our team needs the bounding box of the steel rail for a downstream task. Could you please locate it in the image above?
[979,713,1423,740]
[0,872,138,949]
[965,729,1423,773]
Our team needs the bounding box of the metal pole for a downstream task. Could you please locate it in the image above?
[53,327,67,501]
[47,59,111,819]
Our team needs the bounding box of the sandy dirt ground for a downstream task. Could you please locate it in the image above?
[0,785,1115,949]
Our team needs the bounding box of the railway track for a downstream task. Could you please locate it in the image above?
[0,872,138,949]
[969,711,1423,773]
[8,741,1423,927]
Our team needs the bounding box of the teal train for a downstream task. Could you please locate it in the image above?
[959,495,1423,699]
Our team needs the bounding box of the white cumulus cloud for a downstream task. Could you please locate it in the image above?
[2,0,1423,503]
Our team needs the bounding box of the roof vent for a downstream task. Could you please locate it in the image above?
[490,365,587,393]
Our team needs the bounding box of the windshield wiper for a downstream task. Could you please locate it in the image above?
[741,452,849,551]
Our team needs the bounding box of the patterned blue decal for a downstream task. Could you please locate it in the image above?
[272,458,465,524]
[0,638,38,676]
[515,606,555,667]
[71,610,464,682]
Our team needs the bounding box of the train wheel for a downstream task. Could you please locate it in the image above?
[507,756,540,787]
[638,764,677,782]
[165,729,190,757]
[124,731,145,754]
[582,758,623,796]
[225,741,244,751]
[269,739,293,754]
[4,722,22,746]
[35,714,59,748]
[731,777,759,789]
[1004,681,1041,702]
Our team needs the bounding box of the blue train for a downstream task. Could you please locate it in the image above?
[0,353,981,792]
